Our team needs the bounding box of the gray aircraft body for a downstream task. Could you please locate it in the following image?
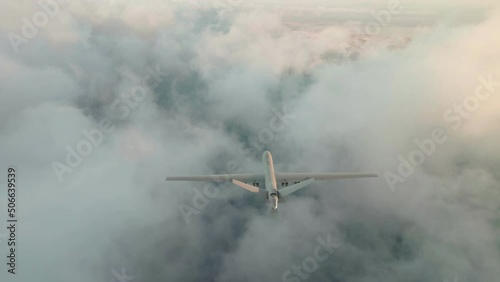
[167,151,377,212]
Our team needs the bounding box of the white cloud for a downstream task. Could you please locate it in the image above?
[0,1,499,281]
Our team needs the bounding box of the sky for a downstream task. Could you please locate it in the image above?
[0,0,499,282]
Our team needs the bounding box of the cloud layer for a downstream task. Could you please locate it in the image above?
[0,1,499,281]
